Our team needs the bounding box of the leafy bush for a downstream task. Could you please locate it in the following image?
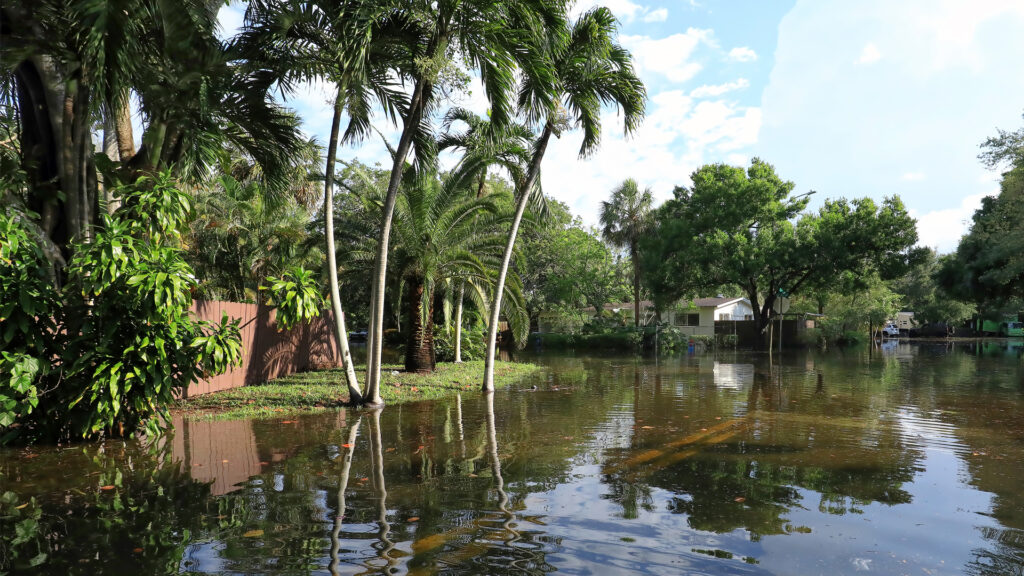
[0,172,243,443]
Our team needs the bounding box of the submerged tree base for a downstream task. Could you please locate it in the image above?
[175,361,541,421]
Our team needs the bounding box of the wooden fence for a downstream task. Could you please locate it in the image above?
[185,300,341,397]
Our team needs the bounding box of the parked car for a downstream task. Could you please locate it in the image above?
[882,323,900,337]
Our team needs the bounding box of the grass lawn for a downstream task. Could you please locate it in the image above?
[175,360,541,421]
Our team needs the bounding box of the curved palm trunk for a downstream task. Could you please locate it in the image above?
[325,89,363,402]
[454,282,465,363]
[483,123,553,392]
[366,78,429,405]
[405,276,436,373]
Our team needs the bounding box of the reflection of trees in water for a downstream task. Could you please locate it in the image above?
[600,357,922,539]
[0,440,221,574]
[965,526,1024,576]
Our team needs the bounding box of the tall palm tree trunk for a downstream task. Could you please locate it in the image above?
[366,78,429,404]
[483,122,553,392]
[325,89,363,402]
[405,276,435,373]
[631,243,640,327]
[454,282,465,363]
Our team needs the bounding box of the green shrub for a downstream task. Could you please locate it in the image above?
[0,172,243,443]
[435,325,487,362]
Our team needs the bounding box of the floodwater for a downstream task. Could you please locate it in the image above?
[2,341,1024,575]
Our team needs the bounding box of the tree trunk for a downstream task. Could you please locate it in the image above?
[365,77,430,404]
[405,276,435,373]
[101,109,121,214]
[114,93,135,162]
[454,282,465,363]
[631,243,640,328]
[324,89,363,402]
[483,122,554,392]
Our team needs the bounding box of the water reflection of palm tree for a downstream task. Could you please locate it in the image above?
[329,415,362,576]
[484,392,523,553]
[367,409,398,572]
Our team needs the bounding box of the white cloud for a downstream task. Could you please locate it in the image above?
[857,42,882,64]
[642,8,669,22]
[912,192,989,252]
[621,29,713,83]
[690,78,750,98]
[758,0,1024,254]
[571,0,665,23]
[728,47,758,62]
[538,90,761,225]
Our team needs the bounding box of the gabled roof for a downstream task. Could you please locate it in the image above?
[693,296,749,308]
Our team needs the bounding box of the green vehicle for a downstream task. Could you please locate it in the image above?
[979,319,1024,337]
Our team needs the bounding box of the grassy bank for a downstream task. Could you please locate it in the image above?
[176,360,541,421]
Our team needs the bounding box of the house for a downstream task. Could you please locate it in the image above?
[536,296,753,335]
[660,296,754,337]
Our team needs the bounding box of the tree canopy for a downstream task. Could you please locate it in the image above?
[640,158,919,337]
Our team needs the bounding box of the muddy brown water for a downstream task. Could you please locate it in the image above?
[2,341,1024,575]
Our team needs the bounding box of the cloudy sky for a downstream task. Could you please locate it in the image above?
[220,0,1024,253]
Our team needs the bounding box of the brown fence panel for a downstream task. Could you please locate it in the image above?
[185,300,341,397]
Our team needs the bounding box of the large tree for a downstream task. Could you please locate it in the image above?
[642,158,919,341]
[600,178,653,327]
[482,6,646,391]
[2,0,304,265]
[942,116,1024,313]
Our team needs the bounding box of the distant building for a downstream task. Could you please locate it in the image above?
[660,297,754,337]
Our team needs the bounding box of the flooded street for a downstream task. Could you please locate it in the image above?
[3,342,1024,575]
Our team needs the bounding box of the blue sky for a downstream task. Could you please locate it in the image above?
[219,0,1024,253]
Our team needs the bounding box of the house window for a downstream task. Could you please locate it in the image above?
[744,314,753,321]
[675,313,700,326]
[718,313,730,321]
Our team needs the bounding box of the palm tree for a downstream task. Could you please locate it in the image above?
[482,7,646,391]
[439,108,534,361]
[3,0,305,264]
[362,0,568,404]
[342,162,526,373]
[600,178,653,327]
[239,0,411,402]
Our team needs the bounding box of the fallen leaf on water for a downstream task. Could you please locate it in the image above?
[641,426,654,429]
[360,477,368,482]
[468,473,478,478]
[734,497,746,503]
[133,547,143,553]
[342,443,353,448]
[100,485,115,491]
[260,461,269,465]
[700,428,708,432]
[242,529,264,538]
[281,420,295,424]
[222,459,229,463]
[407,517,420,522]
[15,503,28,510]
[386,447,395,452]
[715,417,722,420]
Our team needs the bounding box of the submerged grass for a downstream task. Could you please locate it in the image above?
[175,361,541,421]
